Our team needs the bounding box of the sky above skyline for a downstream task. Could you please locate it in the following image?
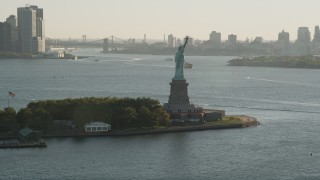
[2,0,320,41]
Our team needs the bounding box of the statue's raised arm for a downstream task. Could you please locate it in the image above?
[182,36,189,49]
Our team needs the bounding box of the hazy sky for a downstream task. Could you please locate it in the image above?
[1,0,320,41]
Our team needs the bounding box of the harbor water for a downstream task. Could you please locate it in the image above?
[0,49,320,179]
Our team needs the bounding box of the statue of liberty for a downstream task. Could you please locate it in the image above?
[173,36,189,80]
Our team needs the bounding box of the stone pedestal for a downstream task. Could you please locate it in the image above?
[168,79,190,106]
[164,79,201,114]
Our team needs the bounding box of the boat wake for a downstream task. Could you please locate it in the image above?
[245,77,320,88]
[217,96,320,107]
[198,95,320,114]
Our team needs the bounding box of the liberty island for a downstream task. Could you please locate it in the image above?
[0,37,258,142]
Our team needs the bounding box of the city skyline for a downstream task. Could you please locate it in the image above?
[1,0,320,41]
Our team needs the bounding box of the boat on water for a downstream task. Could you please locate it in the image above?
[165,57,173,61]
[184,62,193,68]
[72,56,78,60]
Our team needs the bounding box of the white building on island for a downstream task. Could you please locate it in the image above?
[85,122,111,132]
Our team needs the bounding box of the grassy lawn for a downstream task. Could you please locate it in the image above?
[208,116,243,125]
[120,116,248,132]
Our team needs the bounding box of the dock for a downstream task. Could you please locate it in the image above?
[0,140,47,149]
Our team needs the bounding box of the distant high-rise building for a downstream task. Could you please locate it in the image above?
[293,27,311,55]
[252,37,263,44]
[36,15,44,38]
[278,30,290,44]
[26,5,44,52]
[5,15,18,51]
[32,5,45,52]
[6,15,16,29]
[176,38,182,46]
[313,26,320,44]
[209,31,221,47]
[0,22,12,51]
[277,30,290,55]
[227,34,237,46]
[311,26,320,55]
[168,34,174,48]
[17,5,45,53]
[188,37,194,47]
[194,39,202,47]
[296,27,310,43]
[17,7,36,53]
[143,34,146,44]
[103,38,109,53]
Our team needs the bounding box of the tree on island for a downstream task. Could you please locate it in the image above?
[0,107,17,132]
[3,97,170,134]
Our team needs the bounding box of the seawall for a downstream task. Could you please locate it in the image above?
[0,115,259,140]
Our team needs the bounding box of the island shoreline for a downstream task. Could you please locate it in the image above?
[0,115,259,140]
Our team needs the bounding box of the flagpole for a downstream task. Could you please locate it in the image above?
[7,92,15,108]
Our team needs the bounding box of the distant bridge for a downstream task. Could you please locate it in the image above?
[46,36,138,52]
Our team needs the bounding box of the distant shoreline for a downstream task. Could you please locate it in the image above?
[0,115,259,140]
[228,55,320,69]
[0,55,90,60]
